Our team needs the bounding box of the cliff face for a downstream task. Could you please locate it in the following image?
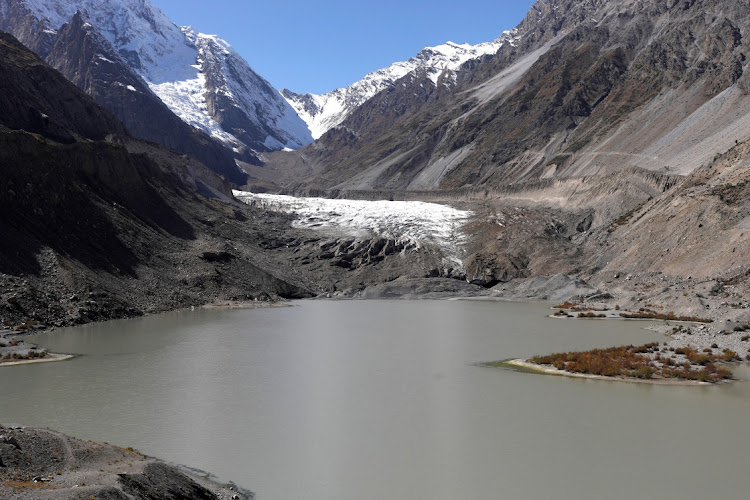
[0,31,125,142]
[189,30,311,152]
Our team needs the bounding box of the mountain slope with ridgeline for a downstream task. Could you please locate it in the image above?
[281,31,520,139]
[0,0,313,184]
[268,0,750,192]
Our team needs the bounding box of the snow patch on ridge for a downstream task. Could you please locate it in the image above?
[185,27,312,150]
[149,71,240,146]
[233,192,473,267]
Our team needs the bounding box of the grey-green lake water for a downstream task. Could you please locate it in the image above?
[4,299,750,499]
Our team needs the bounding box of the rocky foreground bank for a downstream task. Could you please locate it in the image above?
[0,425,252,500]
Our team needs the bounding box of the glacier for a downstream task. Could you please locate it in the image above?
[233,191,473,267]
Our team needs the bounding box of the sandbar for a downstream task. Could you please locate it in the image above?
[0,353,75,367]
[495,358,715,386]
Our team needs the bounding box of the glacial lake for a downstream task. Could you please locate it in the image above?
[4,299,750,499]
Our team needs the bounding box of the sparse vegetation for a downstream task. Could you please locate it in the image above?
[554,301,581,310]
[577,311,606,318]
[1,350,47,361]
[528,343,734,383]
[619,309,713,323]
[553,310,574,318]
[608,203,646,232]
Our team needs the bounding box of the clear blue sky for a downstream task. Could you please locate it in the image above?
[151,0,535,95]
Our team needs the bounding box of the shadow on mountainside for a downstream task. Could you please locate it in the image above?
[0,129,195,278]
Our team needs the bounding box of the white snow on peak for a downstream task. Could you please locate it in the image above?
[149,69,240,145]
[232,192,473,268]
[283,29,519,140]
[23,0,195,82]
[19,0,312,151]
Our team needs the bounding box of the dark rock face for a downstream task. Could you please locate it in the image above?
[281,88,321,116]
[198,36,276,152]
[0,130,190,277]
[0,0,55,56]
[0,31,126,141]
[118,463,219,500]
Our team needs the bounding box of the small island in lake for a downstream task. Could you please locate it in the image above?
[491,342,737,385]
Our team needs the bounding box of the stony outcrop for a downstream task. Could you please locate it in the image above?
[0,425,253,499]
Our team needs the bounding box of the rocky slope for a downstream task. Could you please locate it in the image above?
[0,424,253,499]
[267,0,750,193]
[0,30,315,328]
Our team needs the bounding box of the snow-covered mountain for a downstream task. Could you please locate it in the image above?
[282,31,520,139]
[8,0,312,152]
